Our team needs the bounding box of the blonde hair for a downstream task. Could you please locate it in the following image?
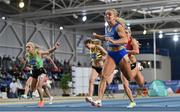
[84,39,101,46]
[116,17,126,25]
[116,17,132,35]
[91,39,101,45]
[27,42,41,49]
[106,9,118,17]
[26,42,35,49]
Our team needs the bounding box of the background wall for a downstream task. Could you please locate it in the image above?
[0,19,91,66]
[137,54,171,81]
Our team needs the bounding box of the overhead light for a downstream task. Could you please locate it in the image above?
[143,29,147,35]
[19,0,25,8]
[159,31,163,39]
[59,26,63,30]
[173,35,178,42]
[159,34,163,39]
[82,16,87,22]
[1,16,6,20]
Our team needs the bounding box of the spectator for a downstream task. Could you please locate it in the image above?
[9,78,19,98]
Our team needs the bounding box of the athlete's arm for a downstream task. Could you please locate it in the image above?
[40,42,60,55]
[92,32,106,41]
[105,25,128,44]
[127,39,139,55]
[96,45,107,56]
[22,56,32,71]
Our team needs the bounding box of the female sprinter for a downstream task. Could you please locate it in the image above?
[91,9,133,107]
[84,39,118,104]
[25,42,59,107]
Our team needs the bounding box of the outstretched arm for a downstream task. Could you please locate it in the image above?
[39,42,60,56]
[92,32,106,41]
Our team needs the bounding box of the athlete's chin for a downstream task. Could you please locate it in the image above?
[107,19,114,23]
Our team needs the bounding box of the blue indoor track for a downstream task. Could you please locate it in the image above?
[1,96,180,112]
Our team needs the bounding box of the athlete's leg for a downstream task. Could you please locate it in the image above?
[86,68,99,103]
[42,84,53,104]
[121,73,136,108]
[89,68,99,97]
[22,77,33,98]
[92,56,116,107]
[36,74,46,107]
[121,74,134,102]
[120,55,133,81]
[106,69,118,85]
[98,56,116,100]
[119,55,136,108]
[31,78,38,92]
[133,68,145,96]
[134,70,144,87]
